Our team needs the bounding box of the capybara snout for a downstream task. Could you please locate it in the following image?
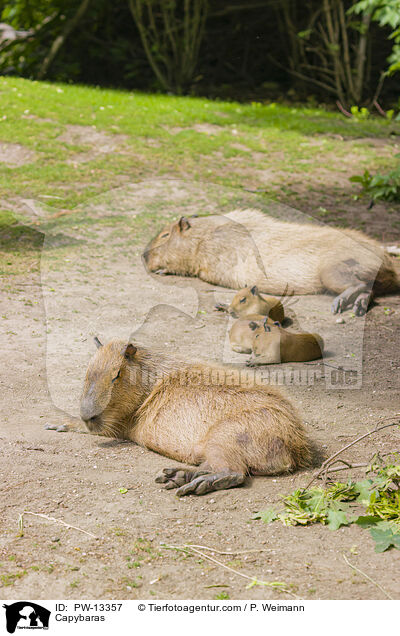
[80,339,139,437]
[143,216,193,275]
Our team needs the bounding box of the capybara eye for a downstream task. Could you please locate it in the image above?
[112,370,121,383]
[239,297,246,303]
[161,233,169,239]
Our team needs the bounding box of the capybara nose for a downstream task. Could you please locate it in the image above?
[80,398,99,423]
[81,413,101,431]
[142,248,150,262]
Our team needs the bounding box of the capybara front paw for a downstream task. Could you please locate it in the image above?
[214,303,228,312]
[175,471,246,497]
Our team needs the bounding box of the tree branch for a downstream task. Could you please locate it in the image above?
[37,0,92,79]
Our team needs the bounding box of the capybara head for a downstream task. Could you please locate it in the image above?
[142,216,194,276]
[248,321,280,362]
[229,285,264,318]
[80,338,147,437]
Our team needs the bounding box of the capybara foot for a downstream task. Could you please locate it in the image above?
[214,303,229,312]
[331,296,346,314]
[176,470,246,496]
[332,283,370,315]
[353,292,371,316]
[156,467,245,495]
[155,467,209,490]
[154,268,169,275]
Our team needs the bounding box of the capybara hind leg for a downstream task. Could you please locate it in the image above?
[331,283,371,314]
[251,438,295,475]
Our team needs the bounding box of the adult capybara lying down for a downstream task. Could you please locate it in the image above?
[143,209,399,316]
[80,338,312,496]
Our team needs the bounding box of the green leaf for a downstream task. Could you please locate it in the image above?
[370,527,400,552]
[327,510,349,530]
[349,175,365,183]
[355,515,381,528]
[354,479,374,505]
[254,509,277,523]
[119,487,128,494]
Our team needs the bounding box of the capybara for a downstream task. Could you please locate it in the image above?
[248,321,324,365]
[229,315,271,353]
[80,338,312,496]
[215,285,284,322]
[143,209,399,316]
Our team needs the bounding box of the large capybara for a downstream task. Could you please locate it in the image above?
[80,338,312,496]
[248,321,324,365]
[143,209,399,316]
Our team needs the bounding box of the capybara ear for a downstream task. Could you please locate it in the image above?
[124,343,137,360]
[178,216,191,232]
[94,336,103,348]
[249,321,259,331]
[250,285,258,295]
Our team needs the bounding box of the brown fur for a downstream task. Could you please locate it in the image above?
[229,315,270,353]
[80,339,312,495]
[249,323,324,365]
[143,209,399,313]
[228,285,284,322]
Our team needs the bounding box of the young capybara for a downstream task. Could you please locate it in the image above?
[215,285,285,323]
[80,338,312,496]
[229,315,272,353]
[143,209,399,316]
[248,321,324,365]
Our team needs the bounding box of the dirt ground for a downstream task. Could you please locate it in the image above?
[1,179,399,601]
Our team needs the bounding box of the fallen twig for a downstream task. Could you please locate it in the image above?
[316,450,400,479]
[343,554,392,600]
[303,416,400,490]
[175,543,272,556]
[18,511,99,539]
[161,543,297,597]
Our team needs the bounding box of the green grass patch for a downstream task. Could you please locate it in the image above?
[0,76,399,275]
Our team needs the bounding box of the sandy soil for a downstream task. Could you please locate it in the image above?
[1,180,399,601]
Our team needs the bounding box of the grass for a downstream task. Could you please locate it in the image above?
[0,76,399,277]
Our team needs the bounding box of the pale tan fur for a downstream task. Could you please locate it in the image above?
[229,315,268,353]
[80,340,312,490]
[143,209,399,297]
[249,323,324,365]
[228,286,284,322]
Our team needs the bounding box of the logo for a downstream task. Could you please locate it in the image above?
[3,603,50,634]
